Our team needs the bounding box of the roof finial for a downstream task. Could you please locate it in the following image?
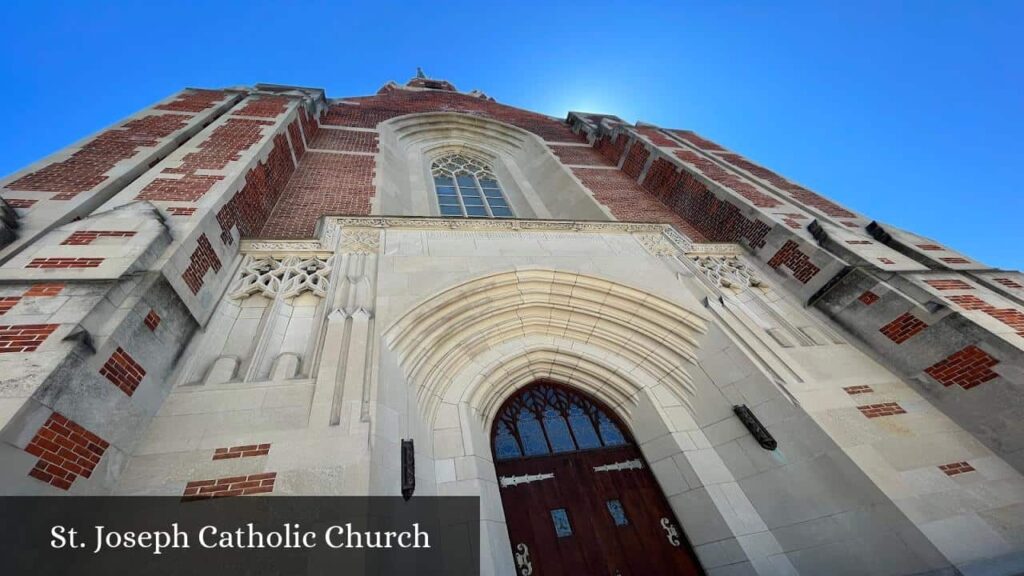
[416,67,426,79]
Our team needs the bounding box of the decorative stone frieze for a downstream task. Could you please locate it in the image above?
[230,255,332,299]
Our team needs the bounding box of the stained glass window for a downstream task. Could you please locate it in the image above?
[492,383,632,461]
[550,508,573,537]
[430,153,514,218]
[606,499,629,526]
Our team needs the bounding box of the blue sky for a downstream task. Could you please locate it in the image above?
[1,1,1020,269]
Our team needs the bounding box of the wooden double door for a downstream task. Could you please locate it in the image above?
[492,383,703,576]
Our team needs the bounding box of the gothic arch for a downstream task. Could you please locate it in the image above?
[384,268,709,429]
[374,112,611,220]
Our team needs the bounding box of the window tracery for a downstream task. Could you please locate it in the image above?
[431,153,513,218]
[492,383,630,460]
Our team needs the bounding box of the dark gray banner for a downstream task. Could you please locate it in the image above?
[0,497,480,575]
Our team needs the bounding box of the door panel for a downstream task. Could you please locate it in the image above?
[493,383,703,576]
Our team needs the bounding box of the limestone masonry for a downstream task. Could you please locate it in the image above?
[0,75,1022,575]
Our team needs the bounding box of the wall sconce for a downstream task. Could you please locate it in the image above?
[401,439,415,500]
[733,405,777,450]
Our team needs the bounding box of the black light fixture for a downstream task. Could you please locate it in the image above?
[401,439,415,500]
[733,405,777,450]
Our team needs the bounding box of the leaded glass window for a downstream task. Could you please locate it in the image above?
[431,153,514,218]
[492,383,632,461]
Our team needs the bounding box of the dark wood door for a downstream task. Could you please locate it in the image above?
[492,383,703,576]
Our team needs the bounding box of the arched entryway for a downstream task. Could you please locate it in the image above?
[492,381,704,576]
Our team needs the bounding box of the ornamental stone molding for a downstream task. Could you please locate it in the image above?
[230,255,333,299]
[690,254,763,291]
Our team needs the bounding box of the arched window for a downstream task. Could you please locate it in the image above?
[492,382,631,461]
[431,153,514,218]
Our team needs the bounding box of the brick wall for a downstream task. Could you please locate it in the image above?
[716,152,856,218]
[925,279,973,291]
[137,118,273,202]
[924,345,1000,390]
[216,133,296,244]
[232,96,289,118]
[571,168,706,241]
[143,310,160,331]
[879,312,928,344]
[673,150,782,209]
[99,347,146,396]
[60,230,136,245]
[0,324,58,352]
[27,258,103,269]
[767,240,820,283]
[212,443,271,460]
[155,89,229,113]
[181,234,222,294]
[309,129,379,153]
[25,412,109,491]
[857,402,907,418]
[4,114,190,199]
[182,472,277,501]
[621,141,651,179]
[259,152,375,239]
[323,89,583,142]
[947,295,1024,336]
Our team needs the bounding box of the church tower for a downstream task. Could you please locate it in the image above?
[1,73,1022,575]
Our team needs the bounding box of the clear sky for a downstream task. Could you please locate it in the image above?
[1,1,1020,269]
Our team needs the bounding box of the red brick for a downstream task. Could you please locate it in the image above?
[216,134,295,245]
[716,153,856,218]
[26,258,103,269]
[137,118,272,202]
[879,312,928,344]
[24,283,64,297]
[843,385,873,395]
[621,141,651,179]
[669,130,726,151]
[857,402,906,419]
[211,443,271,461]
[182,472,277,501]
[0,324,58,353]
[947,295,1024,336]
[24,412,108,491]
[551,145,614,167]
[99,347,146,396]
[6,198,37,209]
[917,244,943,251]
[924,345,1000,390]
[155,90,228,113]
[323,89,583,142]
[259,152,375,239]
[232,96,289,118]
[673,150,782,209]
[767,240,820,284]
[167,206,196,216]
[938,461,975,476]
[309,129,379,153]
[994,277,1024,290]
[4,114,189,198]
[925,279,972,291]
[941,257,970,264]
[143,310,160,331]
[60,230,136,246]
[636,127,679,148]
[181,234,222,294]
[0,297,20,315]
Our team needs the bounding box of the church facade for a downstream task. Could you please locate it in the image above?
[0,75,1023,575]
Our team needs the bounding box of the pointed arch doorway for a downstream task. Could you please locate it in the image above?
[492,382,704,576]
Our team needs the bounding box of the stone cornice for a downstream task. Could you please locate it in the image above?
[240,216,744,256]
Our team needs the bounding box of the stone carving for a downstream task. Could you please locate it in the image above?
[634,233,679,257]
[230,255,332,299]
[244,241,324,251]
[692,255,762,291]
[338,229,380,254]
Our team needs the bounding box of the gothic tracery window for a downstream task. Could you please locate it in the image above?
[431,153,514,218]
[492,383,630,461]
